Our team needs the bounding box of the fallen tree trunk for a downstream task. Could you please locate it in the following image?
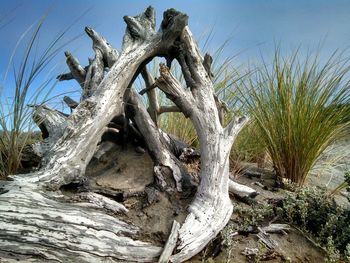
[0,6,251,262]
[0,182,162,262]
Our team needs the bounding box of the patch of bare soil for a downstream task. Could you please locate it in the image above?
[120,191,189,245]
[193,228,325,263]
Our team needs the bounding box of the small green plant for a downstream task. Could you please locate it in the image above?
[238,50,350,186]
[234,203,275,232]
[345,244,350,261]
[325,236,341,263]
[279,187,350,261]
[255,241,269,263]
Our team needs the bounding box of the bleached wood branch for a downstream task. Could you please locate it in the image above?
[85,26,119,67]
[262,224,290,234]
[129,89,191,192]
[154,26,248,262]
[159,105,181,114]
[140,67,183,124]
[229,180,258,198]
[82,48,104,99]
[64,51,86,87]
[141,67,160,123]
[75,192,128,214]
[158,220,180,263]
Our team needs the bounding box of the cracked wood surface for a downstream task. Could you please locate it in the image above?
[0,186,161,262]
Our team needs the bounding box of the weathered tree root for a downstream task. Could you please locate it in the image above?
[154,27,249,261]
[0,6,254,262]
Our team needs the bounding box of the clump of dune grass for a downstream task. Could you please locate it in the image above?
[230,121,268,173]
[159,112,198,146]
[238,50,350,186]
[0,17,70,178]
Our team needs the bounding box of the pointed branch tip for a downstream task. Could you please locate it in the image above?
[85,26,94,37]
[144,6,155,28]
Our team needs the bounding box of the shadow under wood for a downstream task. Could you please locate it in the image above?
[86,141,154,193]
[85,141,191,245]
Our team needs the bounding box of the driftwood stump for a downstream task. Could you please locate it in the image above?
[0,6,254,262]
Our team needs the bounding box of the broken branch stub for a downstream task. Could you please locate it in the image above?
[63,96,79,110]
[31,105,68,160]
[82,48,104,99]
[140,67,160,123]
[64,51,86,87]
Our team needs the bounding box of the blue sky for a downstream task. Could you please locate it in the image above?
[1,0,350,110]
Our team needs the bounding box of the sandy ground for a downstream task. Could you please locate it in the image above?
[188,229,325,263]
[218,174,327,263]
[308,136,350,207]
